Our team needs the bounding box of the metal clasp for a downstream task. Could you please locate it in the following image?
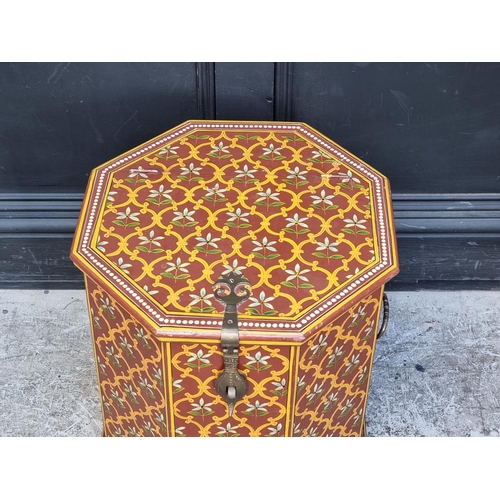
[213,272,251,417]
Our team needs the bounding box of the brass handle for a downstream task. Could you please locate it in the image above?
[377,293,389,339]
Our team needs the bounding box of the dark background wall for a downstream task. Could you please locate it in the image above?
[1,62,499,289]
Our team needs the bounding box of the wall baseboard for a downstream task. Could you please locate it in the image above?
[1,193,499,289]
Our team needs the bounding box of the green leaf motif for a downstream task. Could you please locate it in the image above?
[331,254,345,259]
[338,183,350,188]
[283,228,295,233]
[255,201,266,206]
[298,283,314,289]
[327,205,339,210]
[283,179,295,185]
[186,221,198,227]
[226,222,237,228]
[313,252,327,258]
[135,245,149,252]
[151,248,163,254]
[171,220,183,226]
[246,308,260,315]
[127,222,140,227]
[309,158,320,163]
[239,224,251,228]
[266,253,280,260]
[113,220,125,226]
[190,307,202,312]
[353,184,364,189]
[280,281,295,288]
[146,198,160,205]
[260,155,271,160]
[252,252,265,259]
[343,228,355,234]
[208,249,221,254]
[248,179,259,183]
[270,201,284,207]
[271,390,288,397]
[263,310,277,316]
[177,175,189,181]
[176,273,190,280]
[234,178,244,183]
[297,181,308,186]
[161,272,174,279]
[201,307,215,313]
[298,229,309,234]
[357,230,370,235]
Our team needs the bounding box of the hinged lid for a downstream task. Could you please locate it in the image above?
[71,120,398,342]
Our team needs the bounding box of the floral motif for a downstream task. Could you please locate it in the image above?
[161,257,191,281]
[216,423,240,437]
[222,259,246,276]
[189,288,215,313]
[157,144,179,159]
[281,263,312,290]
[309,149,334,163]
[270,378,287,397]
[208,142,231,159]
[97,240,108,253]
[115,257,132,274]
[284,213,309,238]
[327,346,344,367]
[194,233,222,254]
[203,183,228,204]
[188,398,214,418]
[309,333,328,359]
[138,376,155,399]
[246,291,276,316]
[172,208,196,227]
[306,383,324,406]
[260,143,284,161]
[136,230,164,254]
[134,327,151,349]
[225,208,251,229]
[251,237,279,260]
[310,189,338,212]
[123,384,139,404]
[267,423,283,436]
[147,185,173,205]
[244,351,271,372]
[338,170,362,189]
[186,349,213,370]
[113,207,140,227]
[179,162,202,182]
[234,164,257,184]
[284,166,307,187]
[322,391,339,414]
[255,188,282,210]
[342,354,360,376]
[243,400,268,417]
[100,297,115,319]
[313,237,344,261]
[343,214,369,236]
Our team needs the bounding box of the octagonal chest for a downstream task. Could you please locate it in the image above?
[70,120,399,437]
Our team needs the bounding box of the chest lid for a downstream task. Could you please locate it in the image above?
[71,120,398,342]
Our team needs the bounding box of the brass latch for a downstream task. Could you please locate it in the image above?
[213,272,251,417]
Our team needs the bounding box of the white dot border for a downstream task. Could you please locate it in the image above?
[78,121,394,333]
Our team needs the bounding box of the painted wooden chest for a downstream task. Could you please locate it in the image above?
[70,120,399,437]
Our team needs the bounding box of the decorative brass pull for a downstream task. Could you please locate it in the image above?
[213,272,251,416]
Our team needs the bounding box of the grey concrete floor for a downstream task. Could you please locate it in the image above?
[0,289,499,437]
